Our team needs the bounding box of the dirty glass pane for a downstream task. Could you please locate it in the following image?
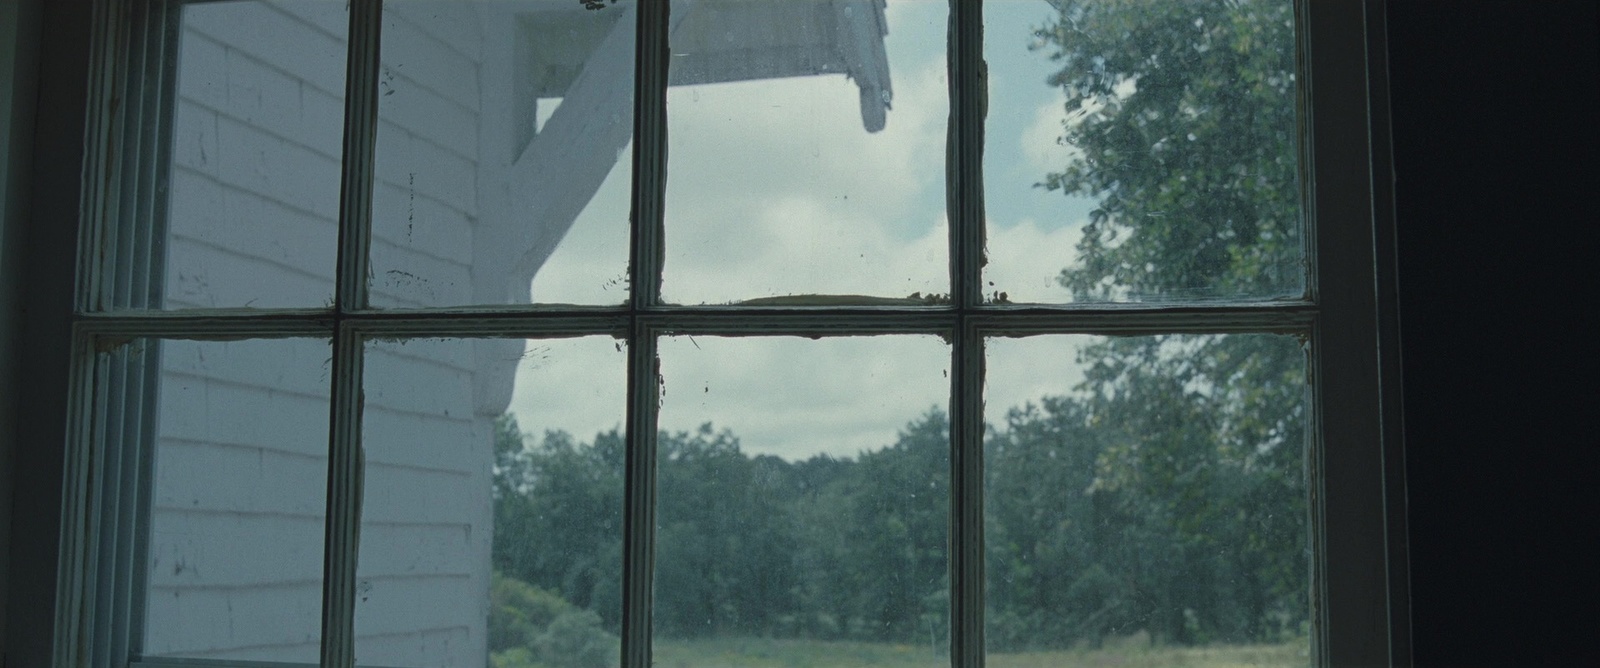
[157,1,347,309]
[355,336,625,668]
[984,334,1311,664]
[138,338,331,662]
[654,336,950,666]
[983,0,1304,303]
[661,1,949,305]
[369,1,634,308]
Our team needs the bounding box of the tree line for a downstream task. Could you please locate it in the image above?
[491,334,1308,654]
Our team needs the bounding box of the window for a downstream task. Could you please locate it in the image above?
[47,1,1407,667]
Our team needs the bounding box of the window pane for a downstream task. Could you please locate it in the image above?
[369,1,634,308]
[156,1,348,309]
[355,336,625,668]
[982,0,1304,303]
[984,334,1310,664]
[138,337,331,662]
[661,1,949,305]
[654,336,950,666]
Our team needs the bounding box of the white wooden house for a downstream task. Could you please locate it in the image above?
[142,0,890,664]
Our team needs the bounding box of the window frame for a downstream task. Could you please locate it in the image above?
[31,0,1411,667]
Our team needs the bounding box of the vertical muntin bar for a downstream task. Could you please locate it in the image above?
[335,0,380,313]
[321,329,365,668]
[950,323,985,668]
[621,323,660,668]
[949,0,985,312]
[949,1,986,666]
[630,0,668,312]
[323,0,382,665]
[624,1,670,667]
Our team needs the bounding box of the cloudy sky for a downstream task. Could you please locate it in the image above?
[508,0,1101,460]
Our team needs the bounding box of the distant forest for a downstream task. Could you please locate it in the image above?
[492,334,1308,655]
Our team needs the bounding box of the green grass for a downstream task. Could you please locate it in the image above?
[987,641,1309,668]
[653,637,945,668]
[650,637,1310,668]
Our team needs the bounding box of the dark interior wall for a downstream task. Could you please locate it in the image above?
[4,0,85,662]
[1387,1,1600,665]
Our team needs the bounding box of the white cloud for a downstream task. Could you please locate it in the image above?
[1021,94,1080,174]
[656,335,949,459]
[507,336,630,440]
[510,1,1097,460]
[530,10,954,305]
[984,334,1093,427]
[659,52,950,303]
[983,216,1084,303]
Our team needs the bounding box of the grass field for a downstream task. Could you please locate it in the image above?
[651,637,1310,668]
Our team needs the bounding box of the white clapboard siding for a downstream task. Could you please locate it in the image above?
[371,178,476,263]
[358,332,488,663]
[151,439,328,516]
[149,2,496,664]
[142,581,323,661]
[369,5,484,308]
[148,336,333,656]
[148,511,326,589]
[183,2,348,97]
[382,10,482,114]
[166,166,340,280]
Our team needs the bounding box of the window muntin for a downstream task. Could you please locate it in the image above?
[59,2,1404,668]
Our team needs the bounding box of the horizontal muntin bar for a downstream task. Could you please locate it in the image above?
[73,314,334,339]
[970,304,1316,336]
[72,301,1316,339]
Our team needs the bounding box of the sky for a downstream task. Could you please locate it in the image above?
[508,0,1104,461]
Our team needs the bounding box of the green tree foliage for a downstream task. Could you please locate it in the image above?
[653,424,799,638]
[651,414,948,643]
[842,413,949,643]
[984,335,1307,650]
[489,571,617,668]
[493,386,1304,653]
[1038,0,1301,301]
[493,415,625,632]
[492,413,950,648]
[1008,0,1309,648]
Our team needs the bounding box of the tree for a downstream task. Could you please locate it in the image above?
[492,417,626,632]
[1038,0,1301,302]
[654,424,800,638]
[1025,0,1309,645]
[985,397,1122,650]
[489,571,618,668]
[841,410,950,643]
